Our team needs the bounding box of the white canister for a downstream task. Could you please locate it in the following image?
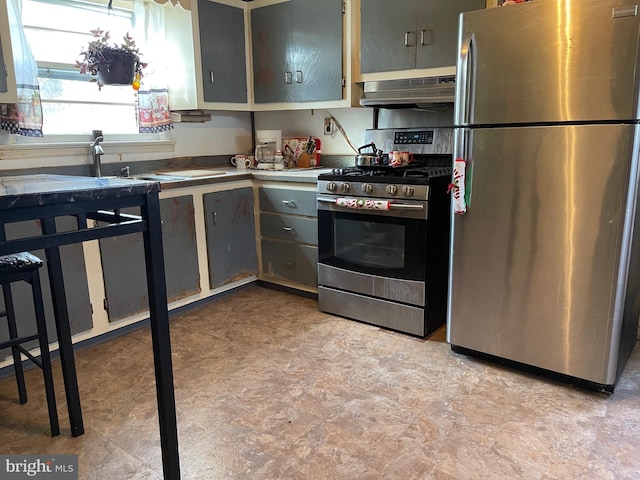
[274,153,285,170]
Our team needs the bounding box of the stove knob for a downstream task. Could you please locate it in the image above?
[340,183,350,194]
[386,184,398,196]
[326,182,337,192]
[362,183,374,194]
[402,185,415,197]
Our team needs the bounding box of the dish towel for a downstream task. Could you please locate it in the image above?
[448,158,467,215]
[336,198,391,210]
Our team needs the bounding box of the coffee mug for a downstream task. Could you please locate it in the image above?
[401,151,414,165]
[231,155,251,169]
[389,150,402,167]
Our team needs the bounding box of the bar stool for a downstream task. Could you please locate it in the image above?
[0,252,60,436]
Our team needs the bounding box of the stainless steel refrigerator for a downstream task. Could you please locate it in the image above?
[447,0,640,391]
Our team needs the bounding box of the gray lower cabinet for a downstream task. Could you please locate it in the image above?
[258,186,317,217]
[261,240,318,287]
[0,218,92,349]
[251,0,343,104]
[361,0,486,73]
[203,188,257,289]
[258,186,318,290]
[197,0,247,103]
[99,195,201,322]
[260,213,317,245]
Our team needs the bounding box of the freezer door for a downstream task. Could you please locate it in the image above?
[455,0,640,126]
[447,124,636,384]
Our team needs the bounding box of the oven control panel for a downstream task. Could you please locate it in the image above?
[364,127,452,155]
[394,130,434,145]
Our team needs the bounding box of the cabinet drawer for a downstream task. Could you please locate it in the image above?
[260,213,317,245]
[261,240,318,287]
[259,187,317,216]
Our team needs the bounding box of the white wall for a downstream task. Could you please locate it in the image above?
[254,108,374,156]
[0,111,253,171]
[172,111,253,157]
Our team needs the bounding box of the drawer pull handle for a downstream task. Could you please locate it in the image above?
[283,261,296,268]
[282,227,296,235]
[281,200,297,208]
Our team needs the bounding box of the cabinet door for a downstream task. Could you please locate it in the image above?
[360,0,417,73]
[251,2,293,103]
[0,0,16,103]
[291,0,343,102]
[99,196,201,322]
[198,0,247,103]
[0,219,92,349]
[416,0,485,69]
[204,188,257,289]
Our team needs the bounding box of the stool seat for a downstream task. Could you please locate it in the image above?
[0,252,43,273]
[0,252,59,436]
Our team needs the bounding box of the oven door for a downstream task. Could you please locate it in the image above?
[317,195,428,281]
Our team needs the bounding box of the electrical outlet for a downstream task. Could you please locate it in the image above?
[323,117,334,136]
[92,129,103,140]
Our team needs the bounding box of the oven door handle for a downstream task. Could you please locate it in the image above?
[389,203,425,211]
[317,196,425,211]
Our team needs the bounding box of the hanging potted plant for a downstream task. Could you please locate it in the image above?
[75,28,146,91]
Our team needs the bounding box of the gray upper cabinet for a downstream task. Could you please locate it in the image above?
[251,1,291,103]
[251,0,343,104]
[0,34,7,95]
[197,0,248,103]
[203,188,257,289]
[0,0,17,103]
[361,0,485,73]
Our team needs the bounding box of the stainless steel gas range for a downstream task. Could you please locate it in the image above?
[316,127,453,337]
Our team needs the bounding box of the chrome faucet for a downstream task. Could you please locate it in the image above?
[90,136,105,177]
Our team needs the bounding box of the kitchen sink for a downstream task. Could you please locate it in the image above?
[128,174,191,181]
[128,169,228,182]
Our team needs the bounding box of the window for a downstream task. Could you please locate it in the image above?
[21,0,154,137]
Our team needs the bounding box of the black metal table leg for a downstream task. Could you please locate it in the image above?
[141,192,181,479]
[41,217,84,437]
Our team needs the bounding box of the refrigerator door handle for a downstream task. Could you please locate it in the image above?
[455,31,475,126]
[453,128,473,212]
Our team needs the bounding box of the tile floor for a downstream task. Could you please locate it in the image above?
[0,285,639,479]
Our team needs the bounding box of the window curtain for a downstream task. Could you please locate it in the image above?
[0,0,43,137]
[152,0,191,10]
[134,0,173,133]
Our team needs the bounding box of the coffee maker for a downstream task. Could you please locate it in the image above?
[255,130,282,169]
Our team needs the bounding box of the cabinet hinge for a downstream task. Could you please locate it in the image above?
[342,77,346,87]
[342,1,346,14]
[103,298,109,312]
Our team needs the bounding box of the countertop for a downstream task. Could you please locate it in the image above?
[147,167,332,190]
[0,174,159,209]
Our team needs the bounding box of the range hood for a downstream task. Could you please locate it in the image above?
[359,75,456,108]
